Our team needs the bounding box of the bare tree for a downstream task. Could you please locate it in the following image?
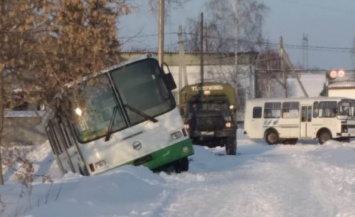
[183,0,268,53]
[182,0,268,111]
[0,0,131,185]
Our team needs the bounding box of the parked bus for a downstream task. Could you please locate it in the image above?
[244,97,355,145]
[42,54,194,176]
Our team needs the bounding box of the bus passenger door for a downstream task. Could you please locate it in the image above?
[300,106,312,138]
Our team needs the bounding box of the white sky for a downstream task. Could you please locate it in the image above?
[119,0,355,70]
[1,130,355,217]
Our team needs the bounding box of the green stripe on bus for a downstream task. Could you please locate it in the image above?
[141,138,194,169]
[95,138,194,175]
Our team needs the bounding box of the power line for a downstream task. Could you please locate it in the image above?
[121,31,355,54]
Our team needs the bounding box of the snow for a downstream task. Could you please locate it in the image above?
[2,72,355,217]
[1,130,355,217]
[4,111,44,118]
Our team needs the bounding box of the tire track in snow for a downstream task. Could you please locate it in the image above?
[156,146,352,217]
[294,153,355,217]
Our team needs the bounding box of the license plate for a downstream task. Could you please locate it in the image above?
[200,131,214,135]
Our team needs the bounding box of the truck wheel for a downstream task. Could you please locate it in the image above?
[265,130,279,145]
[225,137,237,155]
[174,157,189,173]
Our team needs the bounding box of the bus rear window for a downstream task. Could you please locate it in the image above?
[253,107,262,118]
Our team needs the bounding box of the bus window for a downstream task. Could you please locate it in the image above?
[313,101,319,118]
[301,106,312,122]
[282,102,299,118]
[318,101,337,118]
[253,107,262,118]
[264,102,281,118]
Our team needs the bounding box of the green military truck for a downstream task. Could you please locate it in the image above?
[179,82,237,155]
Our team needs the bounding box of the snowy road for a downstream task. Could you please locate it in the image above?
[2,133,355,217]
[158,141,355,217]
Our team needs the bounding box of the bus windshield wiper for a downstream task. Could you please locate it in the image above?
[124,104,158,123]
[105,105,119,142]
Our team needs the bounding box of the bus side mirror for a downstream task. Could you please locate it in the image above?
[164,73,177,90]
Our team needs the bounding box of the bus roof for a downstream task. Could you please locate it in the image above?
[246,96,355,103]
[64,54,155,89]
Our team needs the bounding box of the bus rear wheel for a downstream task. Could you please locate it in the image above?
[318,130,332,145]
[265,130,279,145]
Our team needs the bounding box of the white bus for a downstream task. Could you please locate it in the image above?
[42,54,194,176]
[244,97,355,144]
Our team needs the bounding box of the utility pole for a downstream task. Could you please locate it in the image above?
[280,36,308,97]
[178,26,187,85]
[177,25,187,105]
[158,0,165,65]
[233,0,239,87]
[284,50,309,97]
[279,36,288,97]
[200,12,204,85]
[302,34,309,70]
[0,0,5,185]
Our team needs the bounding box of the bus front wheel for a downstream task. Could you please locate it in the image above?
[318,130,332,145]
[174,157,189,173]
[265,130,279,145]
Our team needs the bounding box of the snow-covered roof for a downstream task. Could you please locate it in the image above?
[328,81,355,89]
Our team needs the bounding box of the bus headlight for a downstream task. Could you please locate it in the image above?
[225,122,232,128]
[95,160,106,169]
[182,146,190,153]
[171,131,183,140]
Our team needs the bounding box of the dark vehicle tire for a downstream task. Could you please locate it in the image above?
[78,165,89,176]
[282,139,298,145]
[265,130,279,145]
[318,130,332,145]
[174,157,189,173]
[225,137,237,155]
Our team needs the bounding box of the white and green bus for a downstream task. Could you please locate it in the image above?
[42,54,194,176]
[244,97,355,145]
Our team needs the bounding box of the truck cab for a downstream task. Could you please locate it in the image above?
[179,82,237,155]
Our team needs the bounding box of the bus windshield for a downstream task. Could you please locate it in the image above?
[70,59,175,142]
[71,74,127,142]
[338,100,355,118]
[110,59,175,125]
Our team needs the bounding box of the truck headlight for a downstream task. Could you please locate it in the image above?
[225,122,232,128]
